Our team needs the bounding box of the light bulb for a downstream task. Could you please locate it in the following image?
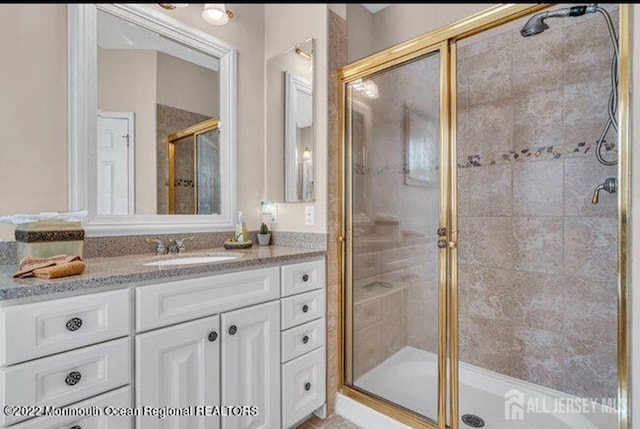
[202,4,230,25]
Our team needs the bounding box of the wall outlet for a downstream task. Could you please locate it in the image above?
[304,205,314,226]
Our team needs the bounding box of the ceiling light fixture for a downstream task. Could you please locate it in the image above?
[202,4,233,26]
[158,3,233,26]
[159,4,189,10]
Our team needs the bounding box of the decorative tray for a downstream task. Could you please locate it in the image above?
[223,241,253,249]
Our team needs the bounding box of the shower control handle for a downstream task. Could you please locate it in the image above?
[591,177,617,204]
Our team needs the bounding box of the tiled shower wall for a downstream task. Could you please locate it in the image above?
[156,104,210,214]
[457,6,618,399]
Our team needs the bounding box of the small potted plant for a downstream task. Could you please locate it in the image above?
[257,222,271,246]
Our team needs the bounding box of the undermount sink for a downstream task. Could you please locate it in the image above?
[143,253,244,267]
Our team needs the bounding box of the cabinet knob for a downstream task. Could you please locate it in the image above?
[65,371,82,386]
[228,325,238,335]
[302,304,309,313]
[302,335,309,344]
[65,317,83,332]
[208,331,218,342]
[304,382,311,391]
[302,274,309,282]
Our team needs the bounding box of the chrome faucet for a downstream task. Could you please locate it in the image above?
[167,237,194,254]
[145,238,167,255]
[591,177,617,204]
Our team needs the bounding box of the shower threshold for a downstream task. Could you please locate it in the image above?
[354,347,616,429]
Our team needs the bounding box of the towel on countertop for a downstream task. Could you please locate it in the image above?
[13,255,86,279]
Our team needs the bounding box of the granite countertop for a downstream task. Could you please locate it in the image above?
[0,245,325,302]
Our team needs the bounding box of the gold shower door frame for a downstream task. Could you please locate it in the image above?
[337,4,631,429]
[167,117,219,214]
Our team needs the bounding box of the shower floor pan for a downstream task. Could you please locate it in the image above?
[354,346,616,429]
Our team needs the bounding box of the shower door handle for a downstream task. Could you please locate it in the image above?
[437,240,456,249]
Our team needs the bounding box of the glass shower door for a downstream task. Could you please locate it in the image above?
[345,43,449,428]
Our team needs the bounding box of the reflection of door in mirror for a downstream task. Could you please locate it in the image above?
[285,70,313,202]
[97,9,220,215]
[97,112,134,215]
[167,118,221,215]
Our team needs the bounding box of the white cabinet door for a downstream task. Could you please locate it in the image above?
[136,315,220,429]
[221,300,280,429]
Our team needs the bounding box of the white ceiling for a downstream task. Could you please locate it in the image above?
[360,3,392,14]
[97,10,219,72]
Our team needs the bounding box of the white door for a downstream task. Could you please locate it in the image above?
[97,112,134,215]
[136,315,220,429]
[221,300,280,429]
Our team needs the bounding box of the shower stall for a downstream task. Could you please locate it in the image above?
[339,4,629,429]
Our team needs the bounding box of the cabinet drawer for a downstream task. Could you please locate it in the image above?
[282,347,326,429]
[0,289,130,366]
[281,259,325,297]
[1,338,131,426]
[136,266,279,331]
[281,318,325,363]
[281,289,325,330]
[10,386,132,429]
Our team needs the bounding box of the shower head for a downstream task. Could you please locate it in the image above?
[520,4,598,37]
[520,14,549,37]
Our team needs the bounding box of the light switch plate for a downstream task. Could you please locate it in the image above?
[304,205,314,226]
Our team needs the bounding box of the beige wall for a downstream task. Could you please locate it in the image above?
[264,4,328,233]
[156,52,219,118]
[348,3,493,62]
[98,48,158,214]
[0,4,265,240]
[0,4,68,241]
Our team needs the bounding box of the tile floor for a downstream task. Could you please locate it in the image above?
[296,415,362,429]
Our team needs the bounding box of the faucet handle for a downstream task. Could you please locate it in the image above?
[172,236,194,253]
[145,238,167,255]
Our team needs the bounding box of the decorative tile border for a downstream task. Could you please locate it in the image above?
[458,141,617,169]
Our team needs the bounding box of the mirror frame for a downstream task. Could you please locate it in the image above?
[68,4,237,236]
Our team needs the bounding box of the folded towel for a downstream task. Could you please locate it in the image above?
[13,254,85,279]
[33,260,86,279]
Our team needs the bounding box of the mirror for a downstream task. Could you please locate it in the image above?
[265,38,315,203]
[97,9,221,216]
[69,4,237,235]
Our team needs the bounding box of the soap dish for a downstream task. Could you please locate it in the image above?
[224,241,253,249]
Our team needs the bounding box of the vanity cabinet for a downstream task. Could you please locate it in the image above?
[0,289,131,427]
[221,301,280,429]
[136,301,280,429]
[0,256,325,429]
[136,315,221,429]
